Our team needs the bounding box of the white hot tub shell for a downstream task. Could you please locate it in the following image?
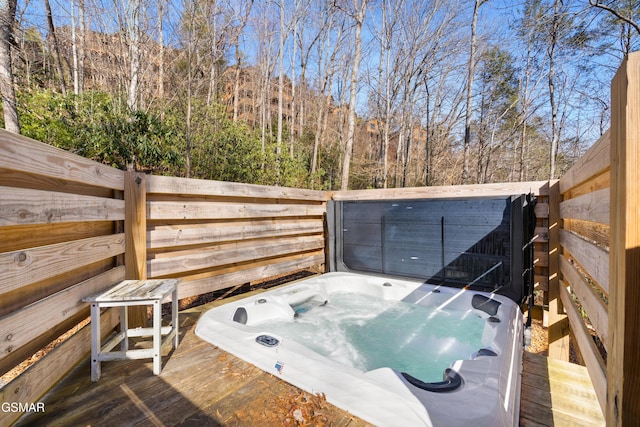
[195,271,523,427]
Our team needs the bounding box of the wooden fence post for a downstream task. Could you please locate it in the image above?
[608,52,640,426]
[125,170,148,327]
[547,179,570,360]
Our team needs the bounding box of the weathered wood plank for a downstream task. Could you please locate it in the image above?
[331,180,550,201]
[124,171,148,327]
[559,230,609,293]
[520,383,606,424]
[559,280,607,413]
[534,274,549,292]
[86,279,178,302]
[533,249,549,267]
[563,170,610,200]
[533,226,549,243]
[564,219,610,249]
[559,188,610,225]
[146,174,329,202]
[177,252,325,299]
[0,234,125,296]
[148,218,324,250]
[0,267,125,376]
[534,202,550,219]
[0,221,115,253]
[608,51,640,426]
[0,308,119,427]
[0,129,124,191]
[148,200,326,221]
[560,255,608,347]
[559,130,610,194]
[520,352,605,427]
[148,235,324,277]
[125,172,147,280]
[0,186,124,226]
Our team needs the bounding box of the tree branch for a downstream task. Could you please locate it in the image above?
[590,0,640,36]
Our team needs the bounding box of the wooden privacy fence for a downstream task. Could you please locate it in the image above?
[0,131,328,426]
[556,129,609,412]
[0,132,125,427]
[143,175,327,297]
[553,52,640,425]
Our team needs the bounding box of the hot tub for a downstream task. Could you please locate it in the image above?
[195,271,523,426]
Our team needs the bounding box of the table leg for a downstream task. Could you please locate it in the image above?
[120,306,129,351]
[153,300,161,375]
[172,288,179,348]
[90,303,101,382]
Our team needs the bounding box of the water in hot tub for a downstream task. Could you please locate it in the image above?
[261,292,486,382]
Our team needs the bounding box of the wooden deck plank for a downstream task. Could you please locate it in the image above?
[520,352,605,427]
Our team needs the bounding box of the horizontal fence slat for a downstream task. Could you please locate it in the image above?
[535,203,550,219]
[559,280,607,414]
[0,186,125,226]
[559,188,610,225]
[177,252,326,300]
[534,274,549,292]
[534,250,549,267]
[331,180,550,201]
[0,307,119,427]
[559,130,610,194]
[560,256,608,347]
[147,174,328,202]
[148,218,324,250]
[0,234,125,296]
[148,235,325,277]
[533,227,549,243]
[560,230,609,293]
[0,266,125,376]
[0,221,115,254]
[0,130,124,191]
[564,220,610,250]
[148,201,326,221]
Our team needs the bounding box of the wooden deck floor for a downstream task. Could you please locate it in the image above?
[520,351,605,426]
[16,292,605,427]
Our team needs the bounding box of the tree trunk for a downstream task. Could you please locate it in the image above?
[341,0,367,190]
[462,0,484,184]
[70,0,79,96]
[548,0,560,179]
[0,0,19,133]
[157,0,164,117]
[44,0,66,95]
[126,0,140,111]
[78,0,85,94]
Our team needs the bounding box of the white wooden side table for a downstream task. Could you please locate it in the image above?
[83,279,180,381]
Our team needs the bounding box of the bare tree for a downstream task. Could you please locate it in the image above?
[157,0,165,113]
[70,0,80,96]
[462,0,486,184]
[310,1,344,187]
[231,0,253,122]
[44,0,67,95]
[121,0,141,110]
[590,0,640,37]
[340,0,368,190]
[547,0,561,179]
[0,0,19,133]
